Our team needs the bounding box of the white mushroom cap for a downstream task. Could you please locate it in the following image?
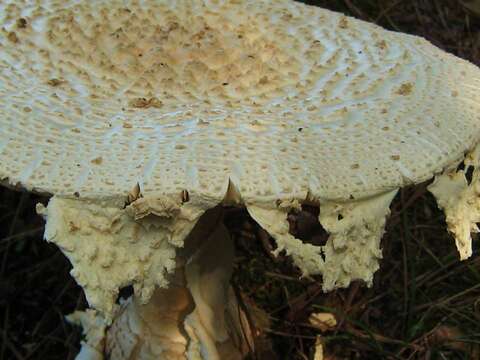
[1,0,479,205]
[2,0,480,316]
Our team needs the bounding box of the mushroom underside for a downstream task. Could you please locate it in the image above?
[37,144,480,360]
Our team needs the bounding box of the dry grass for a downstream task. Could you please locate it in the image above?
[0,189,85,360]
[1,1,480,359]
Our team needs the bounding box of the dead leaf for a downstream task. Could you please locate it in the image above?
[309,313,337,333]
[428,325,466,352]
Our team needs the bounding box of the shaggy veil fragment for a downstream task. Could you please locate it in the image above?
[247,201,325,276]
[37,194,211,321]
[247,190,396,291]
[428,144,480,260]
[318,190,397,290]
[67,310,107,360]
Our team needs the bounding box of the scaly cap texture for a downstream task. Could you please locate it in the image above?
[0,0,479,204]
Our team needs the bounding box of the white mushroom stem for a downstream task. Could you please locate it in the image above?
[105,223,246,360]
[38,194,250,359]
[37,195,210,321]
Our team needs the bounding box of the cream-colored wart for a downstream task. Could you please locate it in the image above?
[1,0,480,359]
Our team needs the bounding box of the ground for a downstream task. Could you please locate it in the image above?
[1,1,480,359]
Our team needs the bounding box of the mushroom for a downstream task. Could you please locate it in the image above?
[1,0,479,359]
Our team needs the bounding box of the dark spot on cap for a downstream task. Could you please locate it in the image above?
[17,18,27,29]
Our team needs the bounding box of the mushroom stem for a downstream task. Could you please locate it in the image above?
[40,196,252,359]
[105,213,249,360]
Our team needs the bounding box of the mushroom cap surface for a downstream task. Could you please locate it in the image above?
[1,0,479,203]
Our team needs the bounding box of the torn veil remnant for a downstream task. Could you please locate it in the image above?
[428,143,480,260]
[1,0,480,359]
